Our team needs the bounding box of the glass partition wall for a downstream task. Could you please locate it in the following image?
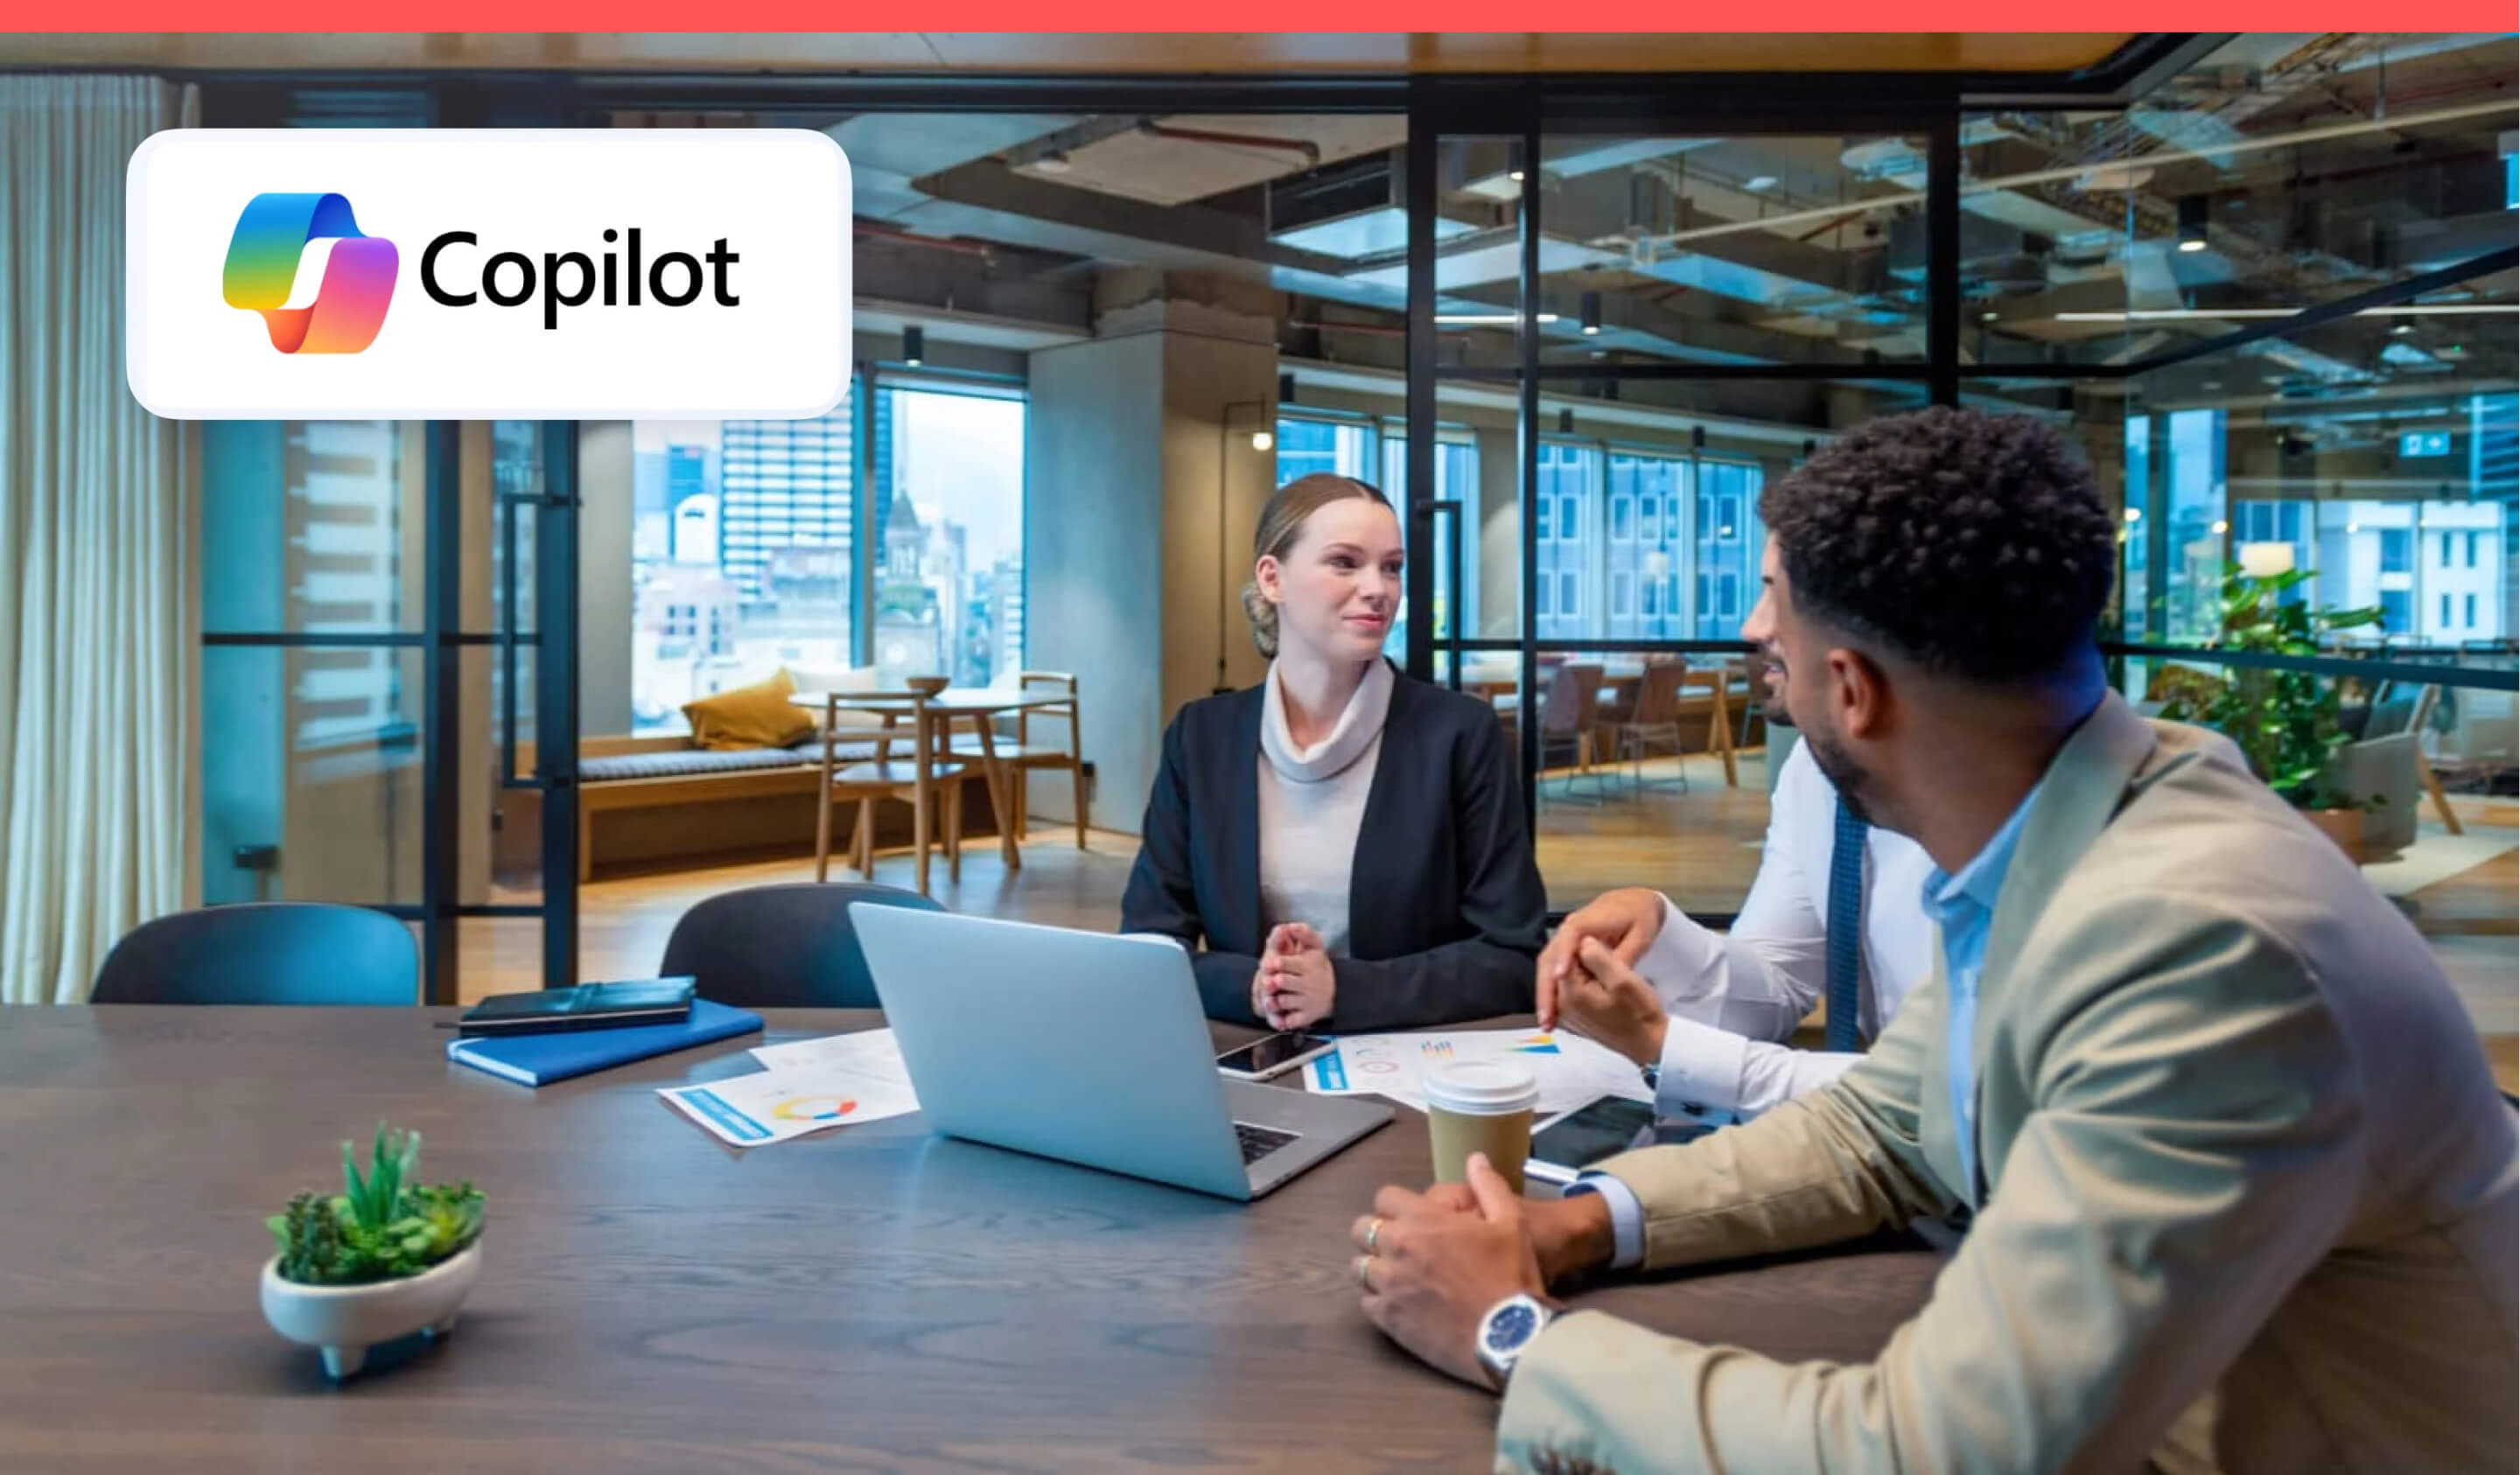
[1410,57,2515,1077]
[195,45,2516,1053]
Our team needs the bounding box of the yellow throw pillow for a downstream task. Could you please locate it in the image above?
[682,671,815,751]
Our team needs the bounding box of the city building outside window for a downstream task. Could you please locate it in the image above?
[629,382,1026,733]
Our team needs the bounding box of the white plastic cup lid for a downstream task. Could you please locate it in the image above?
[1423,1059,1539,1115]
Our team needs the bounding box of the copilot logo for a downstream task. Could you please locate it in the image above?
[128,129,850,419]
[220,192,400,354]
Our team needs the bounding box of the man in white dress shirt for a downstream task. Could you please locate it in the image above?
[1537,736,1937,1121]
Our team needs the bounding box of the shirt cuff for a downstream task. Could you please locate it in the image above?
[1633,893,1726,1008]
[1654,1013,1754,1117]
[1563,1172,1646,1270]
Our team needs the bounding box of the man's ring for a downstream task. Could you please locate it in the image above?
[1364,1216,1386,1255]
[1352,1254,1375,1290]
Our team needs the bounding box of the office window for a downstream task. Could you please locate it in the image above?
[1275,416,1375,486]
[2468,593,2479,627]
[1536,442,1603,640]
[1535,493,1553,542]
[871,385,1027,687]
[1612,571,1634,618]
[2442,592,2454,627]
[1380,430,1480,651]
[1610,495,1634,542]
[1639,494,1658,542]
[2443,532,2456,565]
[2380,588,2412,633]
[1693,459,1764,639]
[2469,532,2482,568]
[1641,577,1659,617]
[1535,573,1551,617]
[2380,528,2412,575]
[2164,409,2228,644]
[630,382,1026,731]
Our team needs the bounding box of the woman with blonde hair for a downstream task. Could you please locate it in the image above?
[1122,473,1544,1031]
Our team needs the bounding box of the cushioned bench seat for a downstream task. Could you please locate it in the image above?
[579,744,829,783]
[502,733,992,882]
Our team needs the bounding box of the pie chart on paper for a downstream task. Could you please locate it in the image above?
[770,1095,859,1122]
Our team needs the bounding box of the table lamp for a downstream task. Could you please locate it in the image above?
[2236,542,2296,579]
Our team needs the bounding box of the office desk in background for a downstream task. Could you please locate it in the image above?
[0,1008,1940,1472]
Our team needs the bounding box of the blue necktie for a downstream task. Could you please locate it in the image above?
[1824,800,1867,1052]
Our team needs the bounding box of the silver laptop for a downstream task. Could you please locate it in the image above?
[850,905,1392,1200]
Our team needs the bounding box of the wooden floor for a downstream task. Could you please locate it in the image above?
[466,749,2519,1091]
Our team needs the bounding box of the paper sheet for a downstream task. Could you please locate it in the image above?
[748,1026,913,1085]
[661,1061,920,1148]
[1303,1028,1654,1115]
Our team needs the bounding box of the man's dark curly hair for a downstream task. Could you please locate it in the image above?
[1759,407,2118,684]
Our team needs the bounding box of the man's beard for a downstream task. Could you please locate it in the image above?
[1802,722,1881,828]
[1754,649,1793,729]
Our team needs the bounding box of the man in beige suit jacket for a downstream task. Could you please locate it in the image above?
[1345,408,2518,1473]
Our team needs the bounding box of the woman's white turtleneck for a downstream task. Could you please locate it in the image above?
[1256,658,1394,957]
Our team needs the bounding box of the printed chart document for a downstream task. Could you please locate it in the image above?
[1304,1028,1652,1115]
[662,1028,920,1148]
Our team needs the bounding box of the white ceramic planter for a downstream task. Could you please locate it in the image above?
[260,1241,481,1379]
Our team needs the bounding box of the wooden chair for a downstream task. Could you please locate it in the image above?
[1599,660,1693,792]
[953,671,1089,850]
[812,689,968,897]
[1680,664,1742,788]
[1526,663,1608,804]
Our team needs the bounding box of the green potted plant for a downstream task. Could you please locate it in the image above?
[260,1124,485,1379]
[2153,564,2386,856]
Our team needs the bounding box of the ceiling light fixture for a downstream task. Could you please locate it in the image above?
[1580,291,1602,336]
[2124,507,2143,523]
[1251,430,1274,452]
[2175,195,2210,254]
[1034,150,1072,175]
[902,325,924,367]
[1434,311,1561,325]
[1744,175,1778,192]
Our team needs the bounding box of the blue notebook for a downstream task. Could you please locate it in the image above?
[445,998,764,1087]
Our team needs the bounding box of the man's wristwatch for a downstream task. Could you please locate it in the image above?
[1474,1293,1553,1389]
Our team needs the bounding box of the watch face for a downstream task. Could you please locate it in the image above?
[1484,1300,1542,1353]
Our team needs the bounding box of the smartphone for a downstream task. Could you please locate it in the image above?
[1525,1096,1718,1184]
[1215,1031,1336,1081]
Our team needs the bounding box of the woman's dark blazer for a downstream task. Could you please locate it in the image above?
[1119,666,1546,1031]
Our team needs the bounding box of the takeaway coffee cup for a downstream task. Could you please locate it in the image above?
[1424,1059,1540,1196]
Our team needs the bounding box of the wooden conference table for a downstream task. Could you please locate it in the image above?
[0,1008,1942,1472]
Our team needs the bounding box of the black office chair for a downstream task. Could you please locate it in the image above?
[657,883,943,1010]
[89,903,418,1005]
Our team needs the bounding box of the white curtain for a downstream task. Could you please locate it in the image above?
[0,76,199,1003]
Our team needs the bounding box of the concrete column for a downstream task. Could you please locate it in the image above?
[1473,424,1522,640]
[1025,270,1278,836]
[578,423,636,739]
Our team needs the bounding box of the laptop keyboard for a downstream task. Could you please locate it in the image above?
[1234,1122,1299,1164]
